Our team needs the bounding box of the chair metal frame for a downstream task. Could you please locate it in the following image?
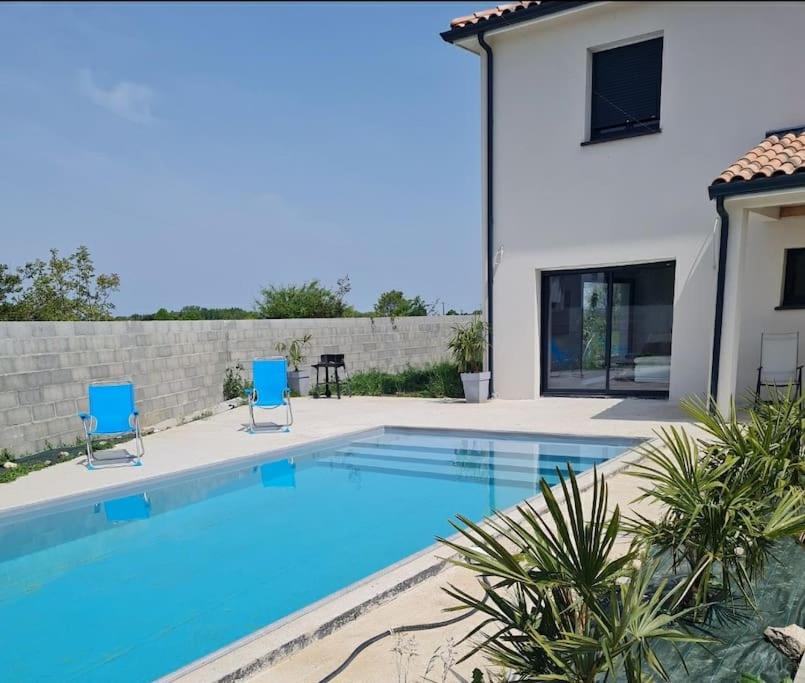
[755,331,803,403]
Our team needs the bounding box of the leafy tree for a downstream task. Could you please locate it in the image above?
[152,308,173,320]
[0,246,120,321]
[373,290,428,317]
[125,306,258,321]
[255,276,354,319]
[0,265,22,319]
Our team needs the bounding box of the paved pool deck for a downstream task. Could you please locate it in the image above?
[0,396,696,682]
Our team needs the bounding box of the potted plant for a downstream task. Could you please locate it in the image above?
[448,316,490,403]
[275,334,312,395]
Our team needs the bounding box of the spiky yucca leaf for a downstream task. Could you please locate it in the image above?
[439,467,702,682]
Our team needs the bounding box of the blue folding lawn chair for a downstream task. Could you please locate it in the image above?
[245,357,293,433]
[78,382,144,469]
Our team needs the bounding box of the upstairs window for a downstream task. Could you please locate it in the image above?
[590,36,663,142]
[781,248,805,308]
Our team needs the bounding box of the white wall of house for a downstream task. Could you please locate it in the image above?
[460,1,805,400]
[736,214,805,398]
[715,188,805,410]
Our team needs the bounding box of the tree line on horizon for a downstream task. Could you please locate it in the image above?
[0,247,478,322]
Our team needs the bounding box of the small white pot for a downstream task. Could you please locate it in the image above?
[287,370,310,396]
[460,371,491,403]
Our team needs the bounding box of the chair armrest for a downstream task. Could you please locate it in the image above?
[78,412,90,421]
[132,408,139,416]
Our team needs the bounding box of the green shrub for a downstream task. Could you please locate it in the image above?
[627,393,805,613]
[275,334,312,371]
[448,316,487,374]
[441,467,708,682]
[255,276,355,318]
[223,363,247,400]
[347,362,463,398]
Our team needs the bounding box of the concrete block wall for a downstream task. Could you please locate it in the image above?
[0,316,469,455]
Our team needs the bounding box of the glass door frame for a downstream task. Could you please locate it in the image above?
[539,261,674,399]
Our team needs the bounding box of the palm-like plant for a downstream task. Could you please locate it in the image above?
[682,392,804,494]
[275,334,312,372]
[626,398,805,613]
[439,467,707,682]
[448,316,488,374]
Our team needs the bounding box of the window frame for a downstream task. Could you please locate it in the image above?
[778,247,805,309]
[583,33,664,146]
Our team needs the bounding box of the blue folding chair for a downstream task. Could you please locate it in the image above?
[245,358,293,433]
[78,382,144,469]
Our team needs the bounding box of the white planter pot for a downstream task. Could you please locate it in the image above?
[287,370,310,396]
[460,371,491,403]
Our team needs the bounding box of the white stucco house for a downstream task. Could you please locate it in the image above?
[441,0,805,411]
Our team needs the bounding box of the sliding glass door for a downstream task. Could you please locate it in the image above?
[541,262,674,397]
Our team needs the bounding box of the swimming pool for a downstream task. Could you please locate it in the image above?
[0,427,638,681]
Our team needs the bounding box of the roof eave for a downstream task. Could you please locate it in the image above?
[708,173,805,200]
[440,0,595,44]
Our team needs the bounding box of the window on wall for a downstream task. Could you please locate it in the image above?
[781,248,805,307]
[589,36,663,142]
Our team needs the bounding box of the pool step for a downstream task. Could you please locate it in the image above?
[315,457,555,491]
[331,445,606,472]
[316,446,584,488]
[353,433,628,461]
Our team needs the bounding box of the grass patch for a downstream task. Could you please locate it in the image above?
[343,362,464,398]
[0,435,131,484]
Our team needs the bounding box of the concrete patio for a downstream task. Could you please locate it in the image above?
[0,396,694,682]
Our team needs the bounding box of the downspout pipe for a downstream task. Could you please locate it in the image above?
[709,196,729,403]
[478,31,494,395]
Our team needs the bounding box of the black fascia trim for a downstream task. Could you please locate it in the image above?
[765,125,805,137]
[709,197,729,401]
[581,127,661,147]
[709,172,805,199]
[440,0,593,44]
[774,304,805,311]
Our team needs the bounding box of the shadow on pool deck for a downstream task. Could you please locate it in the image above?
[591,397,691,422]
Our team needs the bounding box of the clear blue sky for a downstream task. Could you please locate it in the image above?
[0,2,490,315]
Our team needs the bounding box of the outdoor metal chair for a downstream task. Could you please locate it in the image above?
[78,382,144,469]
[245,357,293,432]
[756,331,802,402]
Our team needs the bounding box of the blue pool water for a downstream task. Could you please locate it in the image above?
[0,428,636,682]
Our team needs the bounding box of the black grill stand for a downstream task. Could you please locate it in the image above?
[312,354,351,399]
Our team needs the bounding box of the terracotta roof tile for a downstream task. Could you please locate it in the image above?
[450,1,542,29]
[712,131,805,185]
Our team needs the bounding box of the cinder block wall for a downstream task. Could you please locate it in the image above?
[0,316,469,455]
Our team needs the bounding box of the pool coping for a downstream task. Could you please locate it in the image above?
[155,426,650,683]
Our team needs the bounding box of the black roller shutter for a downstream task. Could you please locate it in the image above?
[782,248,805,307]
[591,37,663,140]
